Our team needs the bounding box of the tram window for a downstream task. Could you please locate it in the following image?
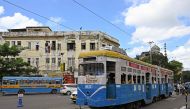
[128,68,132,72]
[133,69,136,73]
[137,76,141,84]
[128,75,132,84]
[146,73,150,83]
[79,63,104,76]
[152,77,154,84]
[137,70,141,74]
[133,75,136,84]
[161,78,164,84]
[121,67,126,72]
[121,73,126,84]
[142,76,145,84]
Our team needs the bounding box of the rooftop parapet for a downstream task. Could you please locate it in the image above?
[0,31,119,44]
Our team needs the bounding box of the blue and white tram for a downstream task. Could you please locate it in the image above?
[76,50,174,108]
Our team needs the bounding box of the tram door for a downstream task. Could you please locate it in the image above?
[165,75,169,94]
[146,73,151,99]
[106,61,116,99]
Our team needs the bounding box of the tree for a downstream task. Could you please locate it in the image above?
[0,43,37,79]
[167,60,183,83]
[182,71,190,83]
[136,52,168,68]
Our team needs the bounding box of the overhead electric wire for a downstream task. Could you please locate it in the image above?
[72,0,130,35]
[2,0,76,31]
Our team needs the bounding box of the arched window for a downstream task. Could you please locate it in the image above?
[133,75,136,84]
[128,75,132,84]
[121,73,126,84]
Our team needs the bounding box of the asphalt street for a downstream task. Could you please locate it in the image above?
[0,93,189,109]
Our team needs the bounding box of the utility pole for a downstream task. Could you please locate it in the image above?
[148,41,154,64]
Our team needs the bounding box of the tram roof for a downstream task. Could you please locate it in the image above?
[79,50,155,68]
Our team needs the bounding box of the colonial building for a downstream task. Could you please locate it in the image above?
[0,26,120,77]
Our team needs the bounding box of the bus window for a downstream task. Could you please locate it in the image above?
[51,80,56,84]
[137,76,141,84]
[56,80,60,84]
[20,80,24,84]
[133,75,136,84]
[128,75,132,84]
[16,80,19,84]
[10,80,15,85]
[121,73,126,84]
[3,80,8,85]
[142,76,145,84]
[29,80,33,84]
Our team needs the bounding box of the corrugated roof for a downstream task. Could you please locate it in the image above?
[79,50,155,68]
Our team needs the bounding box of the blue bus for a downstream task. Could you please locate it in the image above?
[1,76,62,95]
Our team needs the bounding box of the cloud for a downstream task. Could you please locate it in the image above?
[123,0,190,43]
[0,12,42,31]
[168,39,190,69]
[124,0,150,6]
[0,6,4,15]
[46,17,65,31]
[127,46,149,57]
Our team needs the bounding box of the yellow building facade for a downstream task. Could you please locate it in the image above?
[0,26,120,76]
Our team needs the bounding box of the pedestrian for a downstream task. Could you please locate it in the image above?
[177,83,180,95]
[17,91,24,107]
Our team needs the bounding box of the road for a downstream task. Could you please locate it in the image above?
[0,93,189,109]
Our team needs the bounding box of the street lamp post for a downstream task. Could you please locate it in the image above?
[148,41,154,64]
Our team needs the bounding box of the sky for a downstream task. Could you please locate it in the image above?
[0,0,190,70]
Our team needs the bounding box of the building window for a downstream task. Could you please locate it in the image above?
[27,58,31,65]
[67,42,75,51]
[102,44,106,47]
[36,58,39,67]
[17,41,21,46]
[11,41,15,46]
[90,43,95,50]
[58,58,61,67]
[52,58,56,64]
[46,58,50,64]
[81,43,86,50]
[28,42,31,49]
[51,41,56,50]
[57,43,61,50]
[68,57,75,71]
[45,41,50,53]
[36,44,39,51]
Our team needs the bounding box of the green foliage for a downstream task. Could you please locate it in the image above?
[182,71,190,83]
[0,43,37,79]
[167,60,183,83]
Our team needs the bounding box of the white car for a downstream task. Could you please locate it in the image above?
[70,90,77,103]
[60,84,77,95]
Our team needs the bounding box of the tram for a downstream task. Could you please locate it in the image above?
[76,49,174,108]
